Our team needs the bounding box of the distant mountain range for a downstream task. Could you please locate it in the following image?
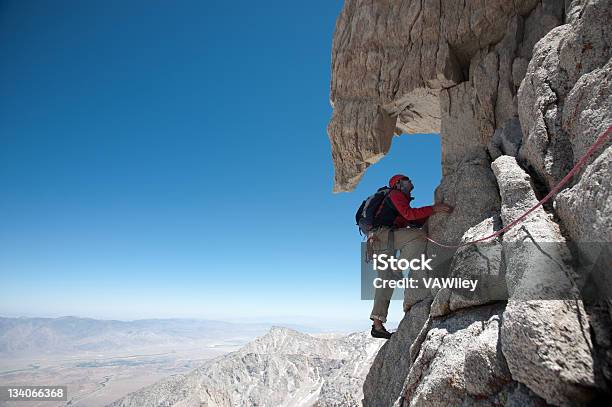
[0,316,274,355]
[109,326,383,407]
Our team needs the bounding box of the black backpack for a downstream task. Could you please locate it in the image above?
[355,186,391,235]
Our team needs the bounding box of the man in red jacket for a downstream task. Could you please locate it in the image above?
[370,174,452,339]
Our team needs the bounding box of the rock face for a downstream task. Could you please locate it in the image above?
[402,305,517,407]
[430,215,506,317]
[364,299,432,407]
[328,0,612,405]
[492,156,596,406]
[517,0,612,190]
[328,0,564,192]
[110,327,383,407]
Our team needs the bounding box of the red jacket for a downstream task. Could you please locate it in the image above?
[387,189,434,228]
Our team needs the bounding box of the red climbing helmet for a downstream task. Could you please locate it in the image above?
[389,174,410,188]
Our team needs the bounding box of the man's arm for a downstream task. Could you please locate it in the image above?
[389,190,434,221]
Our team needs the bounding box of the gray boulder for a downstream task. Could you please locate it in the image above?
[492,155,597,406]
[491,155,579,300]
[399,305,536,407]
[431,216,506,318]
[488,117,523,160]
[517,0,612,189]
[556,60,612,244]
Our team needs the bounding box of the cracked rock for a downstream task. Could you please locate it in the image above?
[492,155,597,406]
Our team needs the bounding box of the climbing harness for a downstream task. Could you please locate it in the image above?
[425,125,612,249]
[365,229,394,262]
[365,234,378,262]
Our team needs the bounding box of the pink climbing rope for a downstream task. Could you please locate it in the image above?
[425,125,612,249]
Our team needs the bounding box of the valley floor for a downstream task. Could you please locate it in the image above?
[0,343,240,407]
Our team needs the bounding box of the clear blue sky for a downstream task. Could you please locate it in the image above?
[0,0,440,325]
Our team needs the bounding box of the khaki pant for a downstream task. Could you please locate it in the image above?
[369,226,427,323]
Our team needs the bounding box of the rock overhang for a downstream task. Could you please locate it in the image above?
[327,0,543,192]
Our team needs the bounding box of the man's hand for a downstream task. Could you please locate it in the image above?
[433,203,453,213]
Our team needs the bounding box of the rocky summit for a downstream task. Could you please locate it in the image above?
[328,0,611,406]
[109,327,383,407]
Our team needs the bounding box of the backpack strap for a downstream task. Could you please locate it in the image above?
[373,189,394,224]
[387,227,395,255]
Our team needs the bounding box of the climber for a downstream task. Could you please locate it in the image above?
[365,174,453,339]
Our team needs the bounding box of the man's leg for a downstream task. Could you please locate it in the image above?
[368,228,402,334]
[370,267,403,323]
[392,228,429,312]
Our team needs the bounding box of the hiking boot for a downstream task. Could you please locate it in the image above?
[371,324,393,339]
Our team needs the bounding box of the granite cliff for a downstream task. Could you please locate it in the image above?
[328,0,611,405]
